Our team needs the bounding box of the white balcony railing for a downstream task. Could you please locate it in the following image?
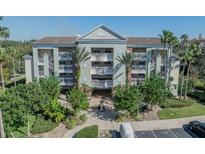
[59,78,74,86]
[92,80,113,89]
[91,67,113,75]
[134,52,147,60]
[91,53,113,61]
[132,65,146,71]
[59,65,73,73]
[59,52,72,60]
[131,78,145,85]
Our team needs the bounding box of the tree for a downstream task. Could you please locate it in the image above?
[70,47,90,89]
[159,30,178,84]
[113,84,142,117]
[67,87,89,115]
[141,75,169,109]
[116,52,137,84]
[0,48,8,91]
[6,47,17,86]
[0,17,9,40]
[184,42,201,98]
[0,17,9,92]
[177,34,189,99]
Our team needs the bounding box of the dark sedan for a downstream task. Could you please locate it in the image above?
[189,121,205,137]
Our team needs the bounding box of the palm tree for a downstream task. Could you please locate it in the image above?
[159,30,173,85]
[116,52,137,84]
[0,17,9,40]
[70,47,90,89]
[178,34,189,99]
[184,42,201,98]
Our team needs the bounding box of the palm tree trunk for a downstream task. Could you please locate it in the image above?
[180,63,185,100]
[12,58,16,87]
[184,62,191,98]
[163,44,167,87]
[76,65,80,89]
[125,66,128,84]
[0,63,5,92]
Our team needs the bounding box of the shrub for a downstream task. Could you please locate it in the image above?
[0,95,28,136]
[30,116,59,134]
[73,125,98,138]
[113,84,142,117]
[67,87,89,114]
[79,114,87,124]
[63,117,77,129]
[161,98,195,108]
[39,76,60,100]
[193,79,205,91]
[5,83,50,113]
[141,75,169,109]
[43,99,65,123]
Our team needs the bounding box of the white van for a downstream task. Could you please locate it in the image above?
[120,123,136,138]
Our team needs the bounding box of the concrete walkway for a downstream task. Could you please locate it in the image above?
[63,115,205,138]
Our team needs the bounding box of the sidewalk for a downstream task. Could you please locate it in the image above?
[63,115,205,138]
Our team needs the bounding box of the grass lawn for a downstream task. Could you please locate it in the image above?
[158,103,205,119]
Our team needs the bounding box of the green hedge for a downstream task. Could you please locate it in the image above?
[193,79,205,91]
[189,91,205,102]
[30,117,59,134]
[73,125,98,138]
[161,98,195,108]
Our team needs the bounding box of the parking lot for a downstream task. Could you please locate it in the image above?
[112,126,201,138]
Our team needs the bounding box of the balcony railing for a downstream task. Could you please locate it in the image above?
[91,67,113,75]
[59,78,74,86]
[132,65,146,71]
[91,53,113,61]
[134,52,147,60]
[39,70,44,77]
[59,65,73,73]
[131,78,145,85]
[92,80,113,89]
[59,52,72,60]
[38,57,44,64]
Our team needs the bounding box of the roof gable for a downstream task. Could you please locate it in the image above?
[79,25,127,40]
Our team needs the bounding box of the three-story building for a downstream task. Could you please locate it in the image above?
[24,24,180,95]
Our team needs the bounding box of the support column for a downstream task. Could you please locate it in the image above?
[53,48,59,77]
[33,47,39,78]
[24,54,33,83]
[43,53,49,77]
[155,54,161,75]
[146,48,152,78]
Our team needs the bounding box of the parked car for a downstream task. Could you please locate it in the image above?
[189,121,205,137]
[120,123,136,138]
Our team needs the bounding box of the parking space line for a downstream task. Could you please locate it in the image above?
[151,130,157,138]
[168,129,178,138]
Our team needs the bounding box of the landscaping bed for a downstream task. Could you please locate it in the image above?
[161,98,195,108]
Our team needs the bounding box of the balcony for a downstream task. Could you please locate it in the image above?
[132,65,146,73]
[59,65,73,73]
[38,57,44,65]
[92,80,113,89]
[91,67,113,75]
[59,78,74,86]
[59,52,72,61]
[131,78,145,85]
[134,52,147,60]
[91,53,113,62]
